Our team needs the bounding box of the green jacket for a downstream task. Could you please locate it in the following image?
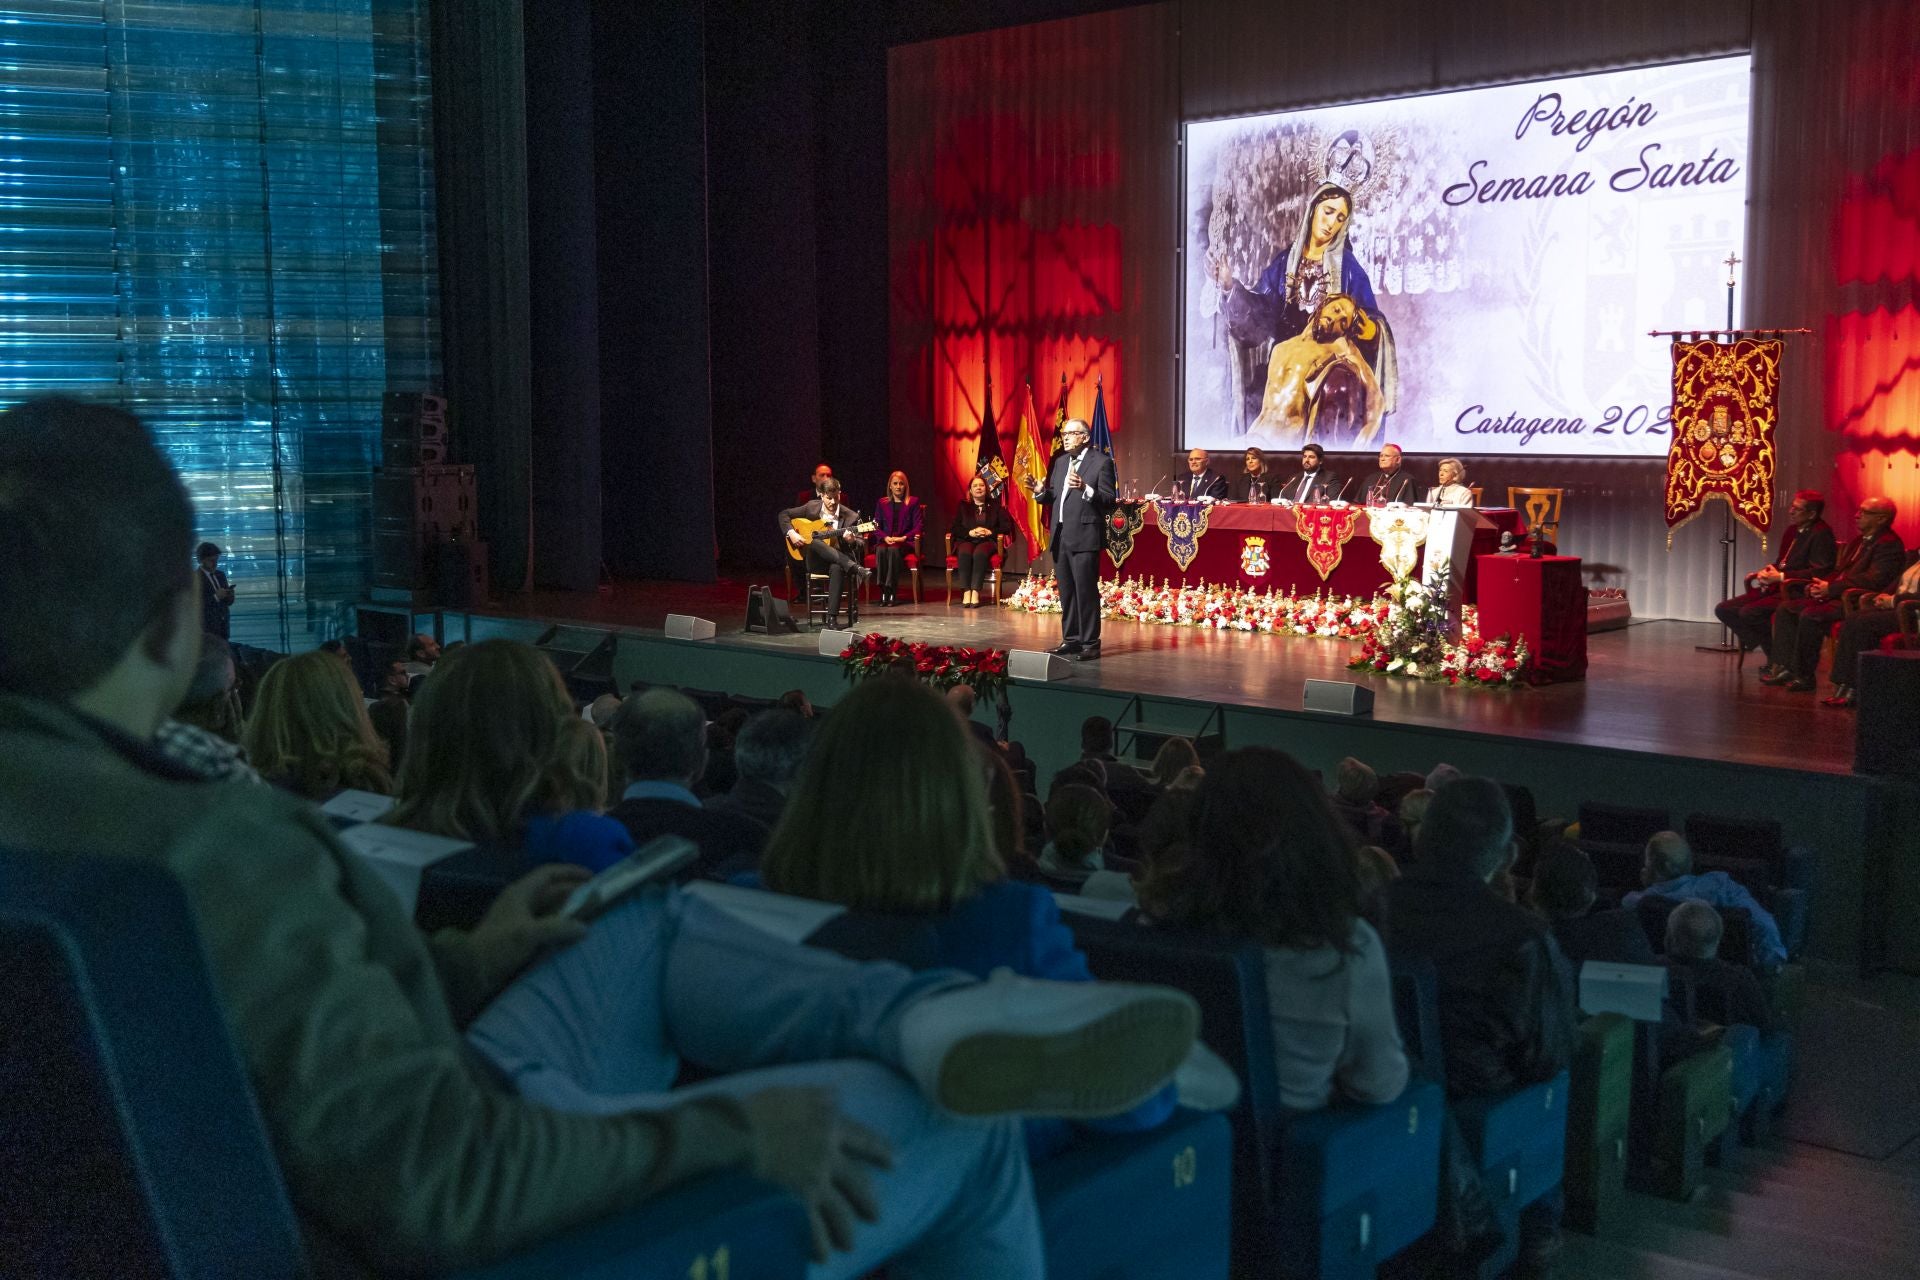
[0,695,754,1275]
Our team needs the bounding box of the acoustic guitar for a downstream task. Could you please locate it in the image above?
[786,516,877,561]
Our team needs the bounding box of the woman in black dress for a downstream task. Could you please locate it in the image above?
[949,475,1014,608]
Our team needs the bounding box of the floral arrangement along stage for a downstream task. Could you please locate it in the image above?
[839,632,1009,696]
[1004,572,1530,688]
[1006,574,1378,637]
[1347,568,1530,687]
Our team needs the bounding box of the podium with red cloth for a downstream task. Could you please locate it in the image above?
[1476,554,1588,683]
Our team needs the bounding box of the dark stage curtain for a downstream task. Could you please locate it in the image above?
[882,0,1920,619]
[431,0,533,591]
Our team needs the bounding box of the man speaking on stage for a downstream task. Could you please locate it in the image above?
[1033,417,1116,661]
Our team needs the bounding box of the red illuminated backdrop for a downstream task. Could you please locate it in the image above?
[887,0,1917,609]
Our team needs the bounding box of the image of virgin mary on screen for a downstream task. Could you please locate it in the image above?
[1202,148,1400,449]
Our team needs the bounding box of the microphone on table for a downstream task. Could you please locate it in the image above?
[1330,475,1354,504]
[1150,474,1170,499]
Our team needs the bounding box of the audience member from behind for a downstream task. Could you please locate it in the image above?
[760,676,1200,1152]
[1387,776,1572,1271]
[945,682,998,750]
[385,639,631,868]
[244,650,394,800]
[1139,747,1410,1111]
[708,707,810,831]
[1665,901,1775,1034]
[1037,784,1117,892]
[1528,840,1658,969]
[1147,736,1201,790]
[1351,844,1399,939]
[0,395,1207,1277]
[1624,831,1785,970]
[608,688,770,877]
[1329,755,1406,854]
[154,632,260,783]
[366,692,409,777]
[1397,787,1435,853]
[1389,777,1573,1095]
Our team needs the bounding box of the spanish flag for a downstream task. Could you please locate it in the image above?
[1009,381,1051,557]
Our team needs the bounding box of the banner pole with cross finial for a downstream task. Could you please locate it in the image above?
[1697,249,1744,654]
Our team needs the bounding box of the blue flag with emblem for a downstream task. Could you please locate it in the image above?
[1089,375,1115,458]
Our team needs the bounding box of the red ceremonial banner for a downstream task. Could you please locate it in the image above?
[1666,337,1782,549]
[1293,504,1362,580]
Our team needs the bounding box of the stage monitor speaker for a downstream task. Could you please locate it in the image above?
[1303,678,1374,717]
[744,585,797,634]
[1010,649,1072,682]
[818,628,857,657]
[665,614,716,642]
[1855,651,1920,775]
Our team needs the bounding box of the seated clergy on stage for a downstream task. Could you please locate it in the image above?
[1821,547,1920,708]
[1176,447,1229,501]
[1236,446,1273,502]
[1363,443,1416,506]
[1274,442,1341,505]
[1245,293,1386,450]
[1714,491,1836,657]
[1426,457,1474,506]
[1760,496,1905,692]
[780,478,871,627]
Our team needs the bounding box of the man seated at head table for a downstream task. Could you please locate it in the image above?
[1363,443,1416,506]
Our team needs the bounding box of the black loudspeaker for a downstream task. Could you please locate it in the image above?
[745,585,797,634]
[1303,678,1374,717]
[372,464,479,591]
[382,391,449,467]
[433,539,488,608]
[1009,650,1072,682]
[1855,651,1920,775]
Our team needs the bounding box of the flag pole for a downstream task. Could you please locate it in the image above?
[1696,251,1743,654]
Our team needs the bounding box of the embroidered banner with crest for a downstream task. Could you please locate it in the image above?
[1153,499,1212,573]
[1367,506,1429,580]
[1665,337,1781,549]
[1105,501,1148,569]
[1293,504,1362,580]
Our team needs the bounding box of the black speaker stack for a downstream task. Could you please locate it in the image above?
[372,392,488,604]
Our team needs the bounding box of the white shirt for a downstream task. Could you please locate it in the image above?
[1264,920,1410,1111]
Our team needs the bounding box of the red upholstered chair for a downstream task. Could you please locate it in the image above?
[863,532,922,605]
[945,532,1011,604]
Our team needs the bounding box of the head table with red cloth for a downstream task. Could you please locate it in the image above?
[1474,553,1588,683]
[1103,502,1521,602]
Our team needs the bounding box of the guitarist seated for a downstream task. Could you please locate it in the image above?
[780,478,874,627]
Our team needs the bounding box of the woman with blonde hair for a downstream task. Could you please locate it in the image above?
[1147,736,1201,790]
[871,469,924,607]
[384,639,631,867]
[760,675,1178,1154]
[243,650,393,799]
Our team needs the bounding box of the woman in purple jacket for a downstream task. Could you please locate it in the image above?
[872,469,925,606]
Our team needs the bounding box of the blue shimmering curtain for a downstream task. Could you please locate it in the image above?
[0,0,438,649]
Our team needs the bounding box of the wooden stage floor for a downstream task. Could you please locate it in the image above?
[484,576,1862,778]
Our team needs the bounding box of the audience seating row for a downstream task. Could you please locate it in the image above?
[0,845,814,1280]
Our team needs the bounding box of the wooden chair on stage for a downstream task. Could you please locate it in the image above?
[1471,485,1484,506]
[1507,487,1564,542]
[782,537,856,627]
[945,532,1012,605]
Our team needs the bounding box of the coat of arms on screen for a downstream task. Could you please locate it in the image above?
[1240,536,1271,577]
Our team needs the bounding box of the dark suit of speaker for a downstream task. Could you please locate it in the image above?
[1035,447,1116,652]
